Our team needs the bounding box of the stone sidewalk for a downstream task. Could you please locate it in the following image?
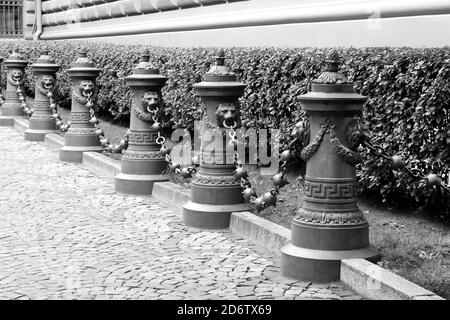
[0,127,362,300]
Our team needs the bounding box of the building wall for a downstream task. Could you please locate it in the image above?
[23,0,36,39]
[30,0,450,47]
[89,14,450,48]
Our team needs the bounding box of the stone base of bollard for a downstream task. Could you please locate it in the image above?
[114,172,168,195]
[183,201,249,229]
[59,146,104,163]
[0,106,25,126]
[281,244,379,283]
[0,116,19,127]
[24,128,59,141]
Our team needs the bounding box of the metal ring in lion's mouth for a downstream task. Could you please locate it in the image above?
[223,119,237,129]
[82,89,92,97]
[146,104,158,113]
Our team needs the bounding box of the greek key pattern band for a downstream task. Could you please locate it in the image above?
[31,114,54,120]
[67,128,97,135]
[122,150,164,160]
[4,91,18,99]
[303,180,357,199]
[193,173,240,186]
[70,112,91,123]
[33,101,49,111]
[127,131,158,144]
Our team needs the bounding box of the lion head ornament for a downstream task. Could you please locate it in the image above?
[141,92,160,113]
[79,80,95,97]
[291,120,310,147]
[346,117,367,151]
[216,103,239,128]
[41,75,55,90]
[10,69,24,83]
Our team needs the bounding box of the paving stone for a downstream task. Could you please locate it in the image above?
[342,295,365,300]
[0,127,362,300]
[236,286,255,297]
[336,289,359,297]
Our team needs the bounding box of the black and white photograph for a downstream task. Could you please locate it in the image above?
[0,0,448,309]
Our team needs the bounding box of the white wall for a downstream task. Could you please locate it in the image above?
[39,0,450,47]
[87,14,450,48]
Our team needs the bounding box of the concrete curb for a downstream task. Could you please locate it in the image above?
[13,118,29,135]
[44,133,64,150]
[152,181,190,207]
[341,259,445,300]
[82,152,121,177]
[229,211,291,256]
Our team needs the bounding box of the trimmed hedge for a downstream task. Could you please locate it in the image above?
[1,41,449,218]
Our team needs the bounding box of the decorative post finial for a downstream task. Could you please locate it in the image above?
[141,49,150,62]
[204,49,235,78]
[133,48,158,72]
[324,49,342,72]
[215,49,226,66]
[10,48,23,59]
[314,49,349,84]
[73,49,94,67]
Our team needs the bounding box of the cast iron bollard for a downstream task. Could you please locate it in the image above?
[0,56,3,96]
[0,56,3,107]
[114,50,168,195]
[0,50,28,126]
[59,51,102,163]
[280,51,378,282]
[24,50,60,141]
[182,50,250,229]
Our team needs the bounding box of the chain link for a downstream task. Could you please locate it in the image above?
[46,87,72,133]
[15,84,32,116]
[362,135,450,193]
[162,132,199,180]
[82,89,129,153]
[0,90,5,106]
[16,82,128,153]
[230,123,295,212]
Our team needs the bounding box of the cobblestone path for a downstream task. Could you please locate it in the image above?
[0,127,362,300]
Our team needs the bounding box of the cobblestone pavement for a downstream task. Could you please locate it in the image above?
[0,127,362,300]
